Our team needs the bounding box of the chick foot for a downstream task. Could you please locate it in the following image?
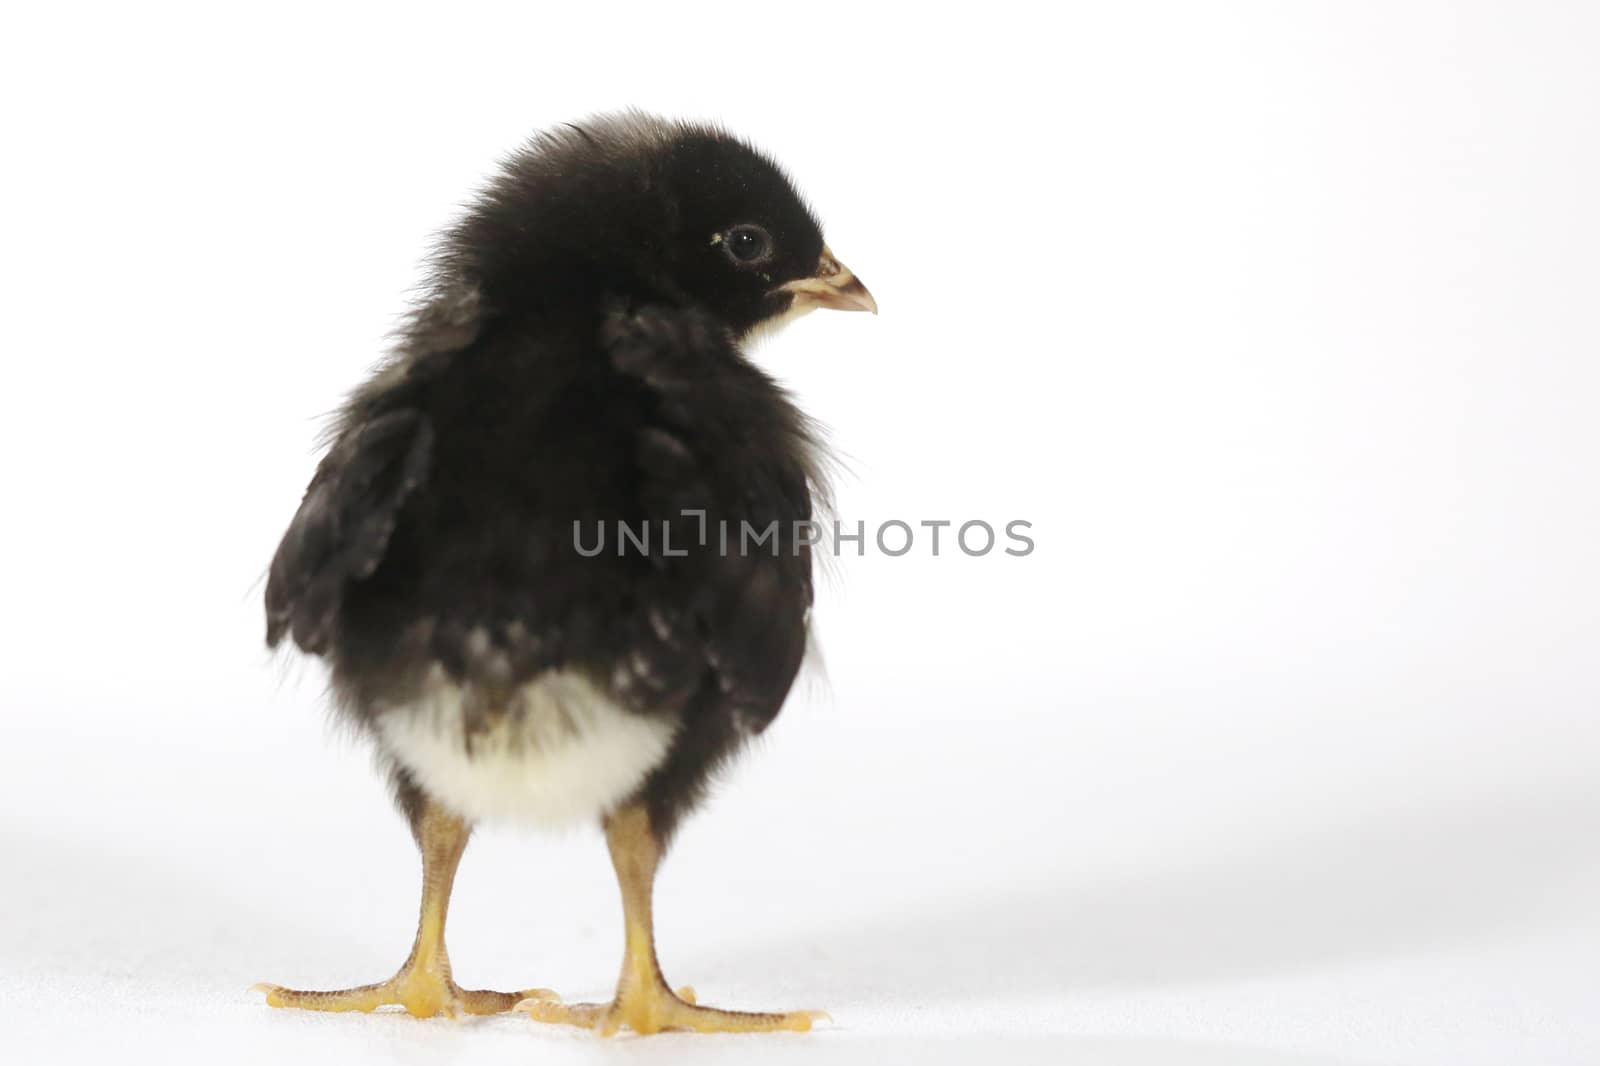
[517,983,825,1035]
[255,962,555,1018]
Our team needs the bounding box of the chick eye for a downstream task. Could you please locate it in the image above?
[720,224,773,266]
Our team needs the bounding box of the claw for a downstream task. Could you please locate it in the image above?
[512,990,562,1013]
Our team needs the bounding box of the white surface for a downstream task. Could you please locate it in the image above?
[3,3,1598,1065]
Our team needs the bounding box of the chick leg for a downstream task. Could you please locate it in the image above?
[517,804,825,1035]
[256,800,554,1017]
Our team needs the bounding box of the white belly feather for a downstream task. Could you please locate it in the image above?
[375,669,679,828]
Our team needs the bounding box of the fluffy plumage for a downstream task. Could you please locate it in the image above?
[266,112,860,841]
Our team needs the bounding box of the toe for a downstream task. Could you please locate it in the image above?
[515,997,608,1030]
[254,980,392,1013]
[669,1002,829,1034]
[456,985,557,1015]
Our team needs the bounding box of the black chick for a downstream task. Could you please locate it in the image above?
[255,112,875,1035]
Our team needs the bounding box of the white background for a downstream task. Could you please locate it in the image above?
[2,3,1597,1064]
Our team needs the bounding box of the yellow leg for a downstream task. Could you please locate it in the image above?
[255,801,555,1018]
[517,805,826,1035]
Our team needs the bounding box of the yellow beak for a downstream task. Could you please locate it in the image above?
[777,245,878,314]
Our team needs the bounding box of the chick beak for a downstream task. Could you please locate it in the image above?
[778,245,878,314]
